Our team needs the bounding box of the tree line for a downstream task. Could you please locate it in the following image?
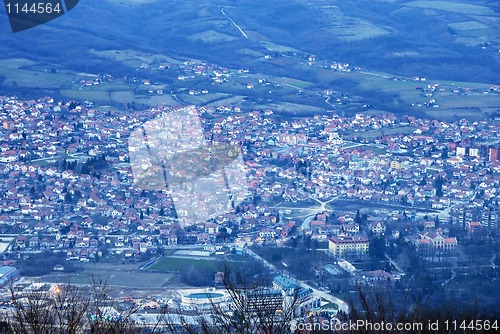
[0,271,498,334]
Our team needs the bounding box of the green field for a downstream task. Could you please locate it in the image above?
[41,261,174,288]
[315,67,500,120]
[404,1,495,15]
[437,93,500,109]
[448,21,489,31]
[61,89,111,102]
[260,41,300,53]
[313,4,390,41]
[459,28,500,39]
[149,257,222,272]
[206,95,246,107]
[326,24,389,41]
[145,94,181,106]
[149,255,260,275]
[237,48,266,57]
[355,73,423,94]
[188,30,237,43]
[90,49,185,67]
[110,91,136,103]
[179,92,232,105]
[273,77,314,89]
[442,7,500,47]
[0,57,145,104]
[257,102,325,114]
[0,58,73,88]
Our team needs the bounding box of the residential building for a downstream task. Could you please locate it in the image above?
[328,236,369,258]
[416,231,458,258]
[244,288,283,313]
[489,147,499,162]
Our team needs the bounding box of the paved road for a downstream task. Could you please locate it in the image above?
[221,8,249,39]
[301,215,315,230]
[385,253,405,275]
[298,280,349,314]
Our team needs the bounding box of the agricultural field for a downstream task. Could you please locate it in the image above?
[90,49,185,67]
[315,66,499,120]
[403,1,499,47]
[205,95,246,107]
[424,108,485,122]
[272,77,314,90]
[140,94,180,106]
[237,48,266,58]
[188,30,237,44]
[177,92,233,106]
[448,21,489,31]
[255,102,325,114]
[110,91,137,104]
[403,1,496,16]
[149,257,222,272]
[60,89,112,102]
[453,27,500,48]
[324,19,389,41]
[260,41,300,53]
[435,93,499,109]
[216,74,309,100]
[150,253,261,273]
[41,261,174,288]
[306,1,390,41]
[0,57,142,104]
[0,58,74,88]
[62,81,144,105]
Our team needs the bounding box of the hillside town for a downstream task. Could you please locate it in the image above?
[1,0,499,330]
[0,92,498,270]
